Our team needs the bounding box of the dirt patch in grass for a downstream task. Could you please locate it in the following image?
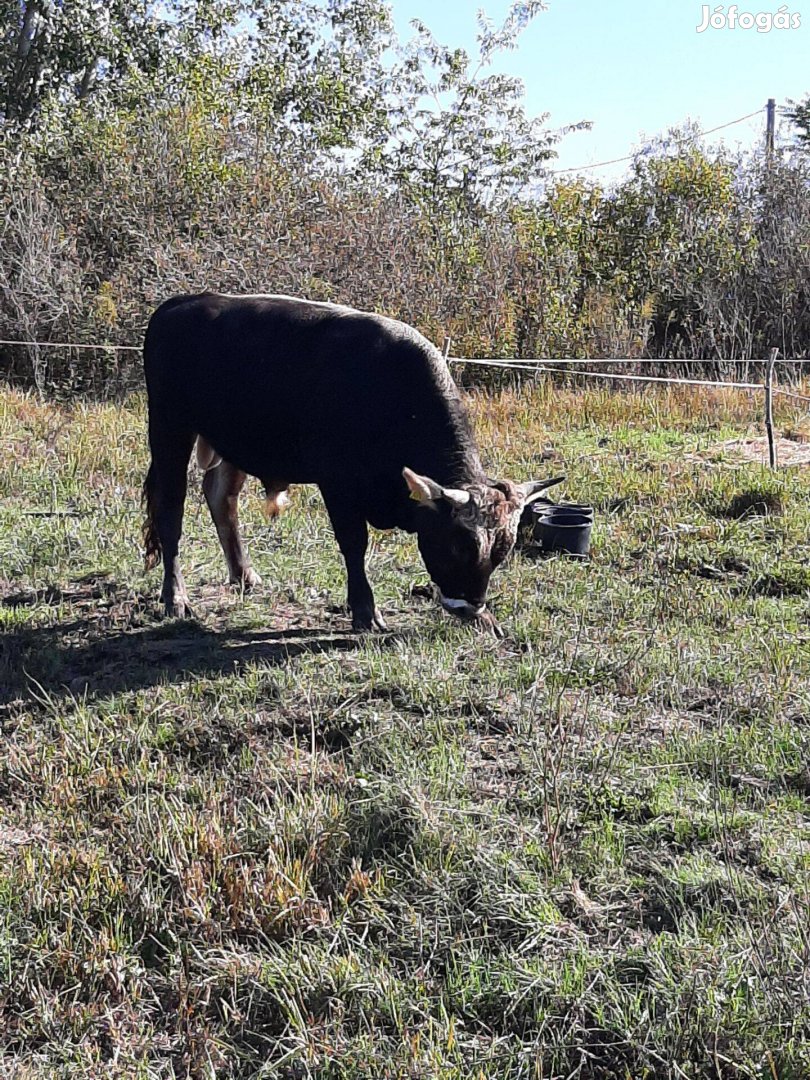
[0,574,378,706]
[720,435,810,467]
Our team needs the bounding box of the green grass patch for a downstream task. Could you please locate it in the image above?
[1,383,810,1078]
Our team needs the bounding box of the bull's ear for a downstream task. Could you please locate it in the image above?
[516,475,566,505]
[403,467,442,503]
[403,467,472,507]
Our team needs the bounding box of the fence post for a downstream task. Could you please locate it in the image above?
[442,336,452,365]
[764,347,778,468]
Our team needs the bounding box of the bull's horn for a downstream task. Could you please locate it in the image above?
[516,475,566,504]
[403,467,472,507]
[441,487,473,508]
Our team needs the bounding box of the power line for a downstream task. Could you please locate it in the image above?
[450,358,763,390]
[452,355,809,366]
[550,107,765,176]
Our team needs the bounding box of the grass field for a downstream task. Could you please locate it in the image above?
[1,381,810,1079]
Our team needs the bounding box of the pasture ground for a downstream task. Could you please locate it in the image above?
[1,381,809,1079]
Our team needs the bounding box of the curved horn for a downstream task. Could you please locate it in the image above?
[516,475,566,505]
[403,467,472,507]
[441,487,473,508]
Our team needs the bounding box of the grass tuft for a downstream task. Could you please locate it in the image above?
[703,484,786,520]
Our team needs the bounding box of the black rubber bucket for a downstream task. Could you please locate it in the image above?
[550,503,594,519]
[519,497,554,532]
[533,505,594,556]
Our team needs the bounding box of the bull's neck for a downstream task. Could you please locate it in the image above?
[415,359,488,488]
[436,445,487,489]
[429,399,488,489]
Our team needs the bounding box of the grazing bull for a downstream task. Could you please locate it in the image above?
[142,293,562,635]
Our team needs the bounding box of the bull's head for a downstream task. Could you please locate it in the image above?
[403,467,564,636]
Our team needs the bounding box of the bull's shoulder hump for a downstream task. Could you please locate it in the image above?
[153,292,433,339]
[214,292,359,317]
[147,292,228,328]
[343,310,445,363]
[147,293,447,370]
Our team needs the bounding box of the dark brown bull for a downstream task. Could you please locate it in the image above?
[142,293,562,635]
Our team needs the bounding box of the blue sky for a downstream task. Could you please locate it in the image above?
[388,0,810,182]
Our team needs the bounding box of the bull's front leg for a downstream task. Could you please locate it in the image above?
[321,494,387,632]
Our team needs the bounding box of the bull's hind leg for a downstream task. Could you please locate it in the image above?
[144,418,196,617]
[202,460,262,590]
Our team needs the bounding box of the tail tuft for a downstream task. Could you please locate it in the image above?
[142,462,162,569]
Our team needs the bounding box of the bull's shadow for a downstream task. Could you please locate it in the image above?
[1,581,387,707]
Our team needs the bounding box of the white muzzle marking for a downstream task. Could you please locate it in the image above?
[439,594,485,617]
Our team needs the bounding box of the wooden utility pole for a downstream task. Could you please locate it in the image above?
[766,98,776,162]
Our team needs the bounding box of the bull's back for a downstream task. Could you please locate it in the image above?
[144,293,457,484]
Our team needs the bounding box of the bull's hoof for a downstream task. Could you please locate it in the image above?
[352,607,388,633]
[230,567,262,590]
[446,605,504,638]
[473,609,505,639]
[162,595,194,619]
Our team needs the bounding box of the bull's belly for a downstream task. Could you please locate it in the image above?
[188,412,398,493]
[163,369,412,510]
[193,420,390,498]
[189,410,314,485]
[193,430,412,532]
[204,442,311,487]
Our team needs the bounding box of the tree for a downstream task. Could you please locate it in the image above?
[785,94,810,150]
[0,0,397,160]
[373,1,588,211]
[0,1,173,124]
[239,0,394,155]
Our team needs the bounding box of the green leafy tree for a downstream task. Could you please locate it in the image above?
[785,94,810,150]
[601,135,752,361]
[0,0,175,123]
[240,0,394,154]
[376,1,587,211]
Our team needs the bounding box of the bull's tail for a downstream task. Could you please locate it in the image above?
[142,461,162,569]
